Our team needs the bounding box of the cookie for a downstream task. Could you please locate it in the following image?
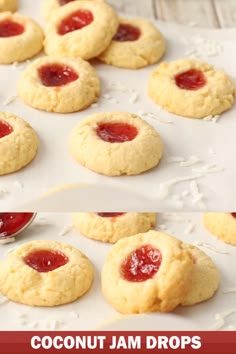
[18,56,100,113]
[203,212,236,246]
[0,0,18,12]
[0,240,94,306]
[101,230,193,314]
[0,112,39,175]
[42,0,104,21]
[44,1,119,60]
[148,58,235,118]
[69,112,163,176]
[73,212,157,243]
[181,244,220,306]
[0,12,44,64]
[98,17,165,69]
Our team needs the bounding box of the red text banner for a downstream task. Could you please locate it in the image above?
[0,331,235,354]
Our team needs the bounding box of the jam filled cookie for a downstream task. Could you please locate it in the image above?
[148,58,235,118]
[203,213,236,246]
[69,112,163,176]
[0,240,94,306]
[18,56,100,113]
[42,0,104,21]
[44,1,119,60]
[181,244,220,306]
[101,230,193,314]
[0,0,18,12]
[0,112,38,175]
[73,212,157,243]
[98,17,165,69]
[0,12,44,64]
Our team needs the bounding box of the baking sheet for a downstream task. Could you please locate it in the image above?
[0,212,235,331]
[0,1,236,211]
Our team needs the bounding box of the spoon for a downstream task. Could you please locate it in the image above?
[0,212,37,243]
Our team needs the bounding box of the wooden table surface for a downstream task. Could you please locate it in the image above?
[108,0,236,28]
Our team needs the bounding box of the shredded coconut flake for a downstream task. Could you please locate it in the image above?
[0,187,9,197]
[162,213,186,222]
[103,94,111,100]
[193,241,229,254]
[129,92,139,104]
[156,174,203,200]
[144,112,173,124]
[222,287,236,294]
[0,237,15,244]
[212,308,236,329]
[192,164,225,174]
[166,156,185,163]
[184,35,223,58]
[184,222,195,235]
[46,319,64,330]
[59,224,73,236]
[27,322,39,329]
[69,311,80,318]
[180,156,201,167]
[13,181,24,188]
[3,95,18,106]
[108,81,128,92]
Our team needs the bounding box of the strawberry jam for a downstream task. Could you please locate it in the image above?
[231,213,236,218]
[24,250,68,273]
[59,0,75,5]
[58,9,94,35]
[175,69,206,90]
[0,121,13,139]
[0,213,34,238]
[38,64,78,87]
[0,20,24,37]
[113,24,141,42]
[97,123,138,143]
[97,212,125,218]
[121,245,162,282]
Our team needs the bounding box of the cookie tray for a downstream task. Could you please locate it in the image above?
[0,212,235,331]
[1,0,236,211]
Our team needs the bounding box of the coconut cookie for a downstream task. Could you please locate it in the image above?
[203,213,236,246]
[148,58,235,118]
[73,212,157,243]
[18,56,100,113]
[44,1,119,60]
[101,230,193,314]
[0,112,38,175]
[0,240,94,307]
[98,17,165,69]
[0,12,44,64]
[0,0,18,12]
[181,244,220,306]
[42,0,104,21]
[69,112,163,176]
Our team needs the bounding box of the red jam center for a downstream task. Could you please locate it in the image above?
[58,9,94,35]
[38,64,79,87]
[0,213,34,238]
[0,120,13,139]
[175,69,207,91]
[97,212,126,218]
[231,213,236,218]
[113,24,141,42]
[121,245,162,282]
[59,0,75,5]
[0,20,24,37]
[24,250,68,273]
[97,123,138,143]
